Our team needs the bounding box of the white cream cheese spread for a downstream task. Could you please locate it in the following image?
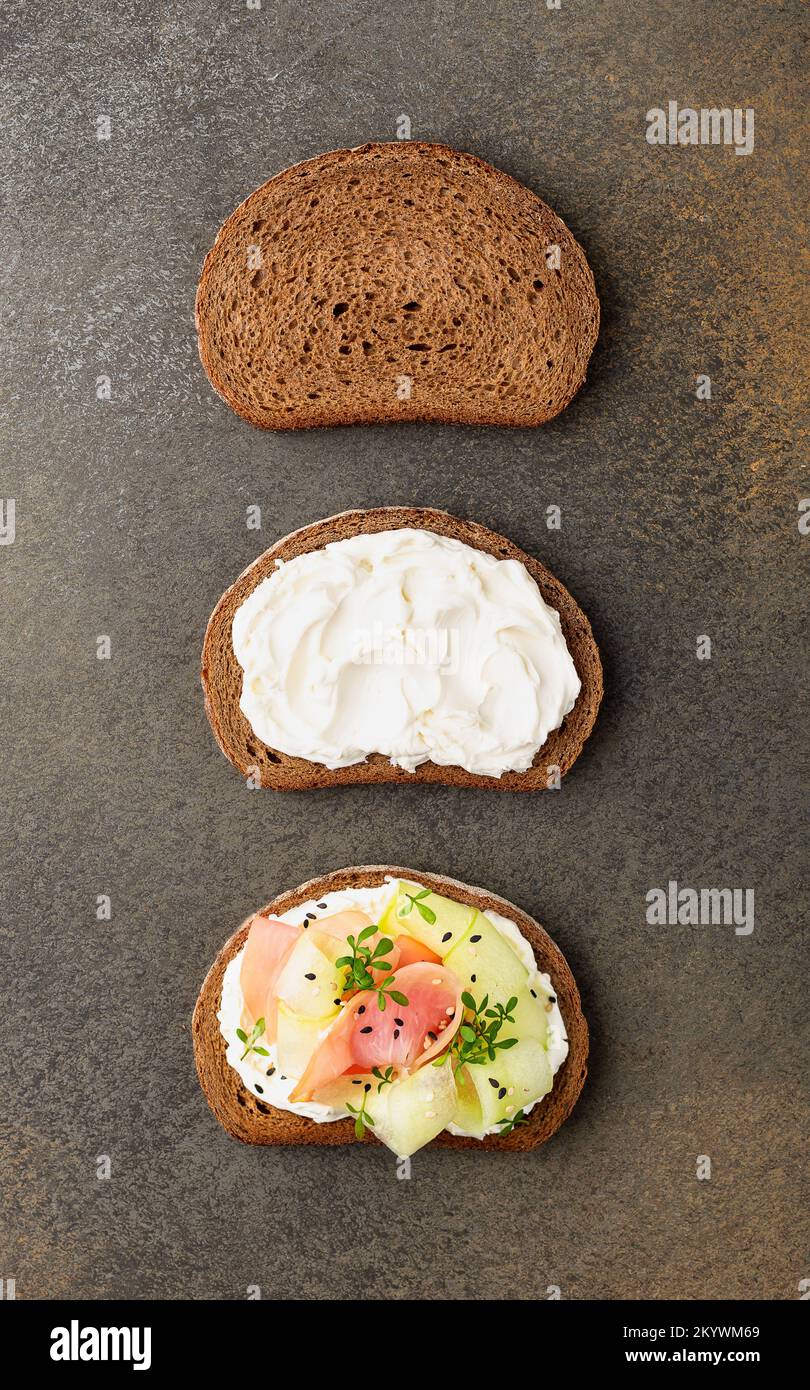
[231,528,581,778]
[218,881,569,1140]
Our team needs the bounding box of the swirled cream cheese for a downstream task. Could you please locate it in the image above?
[232,528,581,778]
[218,880,569,1139]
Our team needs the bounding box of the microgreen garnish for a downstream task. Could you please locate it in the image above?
[336,926,409,1012]
[346,1082,376,1139]
[496,1107,529,1136]
[237,1017,269,1062]
[374,975,410,1011]
[372,1065,395,1093]
[399,887,437,925]
[432,993,520,1070]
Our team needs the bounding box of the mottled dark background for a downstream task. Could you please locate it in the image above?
[1,0,807,1301]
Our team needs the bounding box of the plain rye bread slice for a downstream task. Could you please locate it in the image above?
[192,866,589,1152]
[201,506,603,792]
[195,141,599,429]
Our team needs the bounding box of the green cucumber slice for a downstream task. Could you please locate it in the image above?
[276,1003,337,1078]
[453,1038,553,1138]
[445,917,549,1048]
[445,915,529,999]
[371,1060,458,1157]
[380,879,477,957]
[512,986,553,1046]
[275,934,345,1018]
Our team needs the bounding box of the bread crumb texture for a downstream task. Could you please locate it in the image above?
[195,142,599,429]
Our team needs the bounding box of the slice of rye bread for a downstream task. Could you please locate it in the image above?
[195,141,599,429]
[193,866,588,1152]
[201,506,603,792]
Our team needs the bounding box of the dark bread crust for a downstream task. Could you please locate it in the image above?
[201,506,603,791]
[195,141,599,430]
[192,866,588,1152]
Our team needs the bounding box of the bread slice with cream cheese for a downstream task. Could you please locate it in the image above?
[201,506,602,791]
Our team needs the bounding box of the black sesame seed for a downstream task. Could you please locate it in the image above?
[471,974,477,983]
[427,1030,437,1041]
[358,1005,366,1015]
[549,995,557,1003]
[255,1084,263,1094]
[394,1017,405,1026]
[317,902,327,910]
[305,913,316,921]
[266,1066,275,1076]
[304,972,316,981]
[441,931,452,942]
[360,1025,373,1034]
[333,998,341,1007]
[394,1029,400,1040]
[470,934,481,943]
[279,1075,286,1081]
[364,1083,371,1092]
[352,1079,362,1086]
[498,1086,507,1099]
[489,1078,499,1088]
[530,989,537,998]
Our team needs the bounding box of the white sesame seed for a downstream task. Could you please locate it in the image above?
[505,1105,514,1115]
[432,978,441,985]
[445,1005,454,1015]
[545,1001,553,1012]
[425,1110,436,1118]
[508,1086,515,1096]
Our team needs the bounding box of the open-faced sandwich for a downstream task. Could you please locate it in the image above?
[202,507,602,791]
[193,867,588,1156]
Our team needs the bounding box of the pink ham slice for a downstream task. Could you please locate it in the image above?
[311,909,373,942]
[289,962,463,1102]
[240,914,300,1043]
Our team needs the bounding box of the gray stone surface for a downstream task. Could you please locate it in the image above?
[1,0,807,1301]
